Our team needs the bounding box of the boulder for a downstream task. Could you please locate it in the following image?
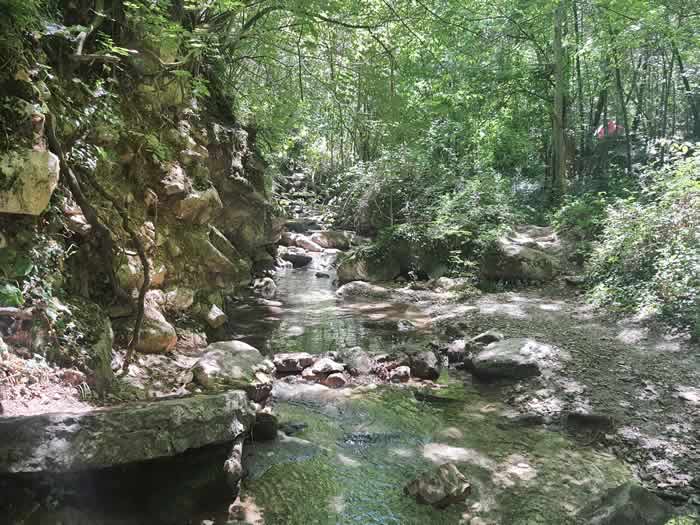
[206,305,228,328]
[390,365,411,383]
[446,339,469,364]
[0,149,60,215]
[253,277,276,298]
[0,391,254,473]
[335,281,392,300]
[323,373,348,388]
[308,357,345,375]
[192,340,264,390]
[410,351,441,380]
[310,231,354,250]
[471,338,563,379]
[576,483,675,525]
[470,329,505,345]
[336,255,400,283]
[175,187,223,224]
[397,319,417,332]
[315,272,330,279]
[294,235,324,253]
[135,306,177,354]
[339,346,374,375]
[404,463,471,508]
[164,287,195,312]
[273,352,315,373]
[481,225,561,282]
[281,246,313,268]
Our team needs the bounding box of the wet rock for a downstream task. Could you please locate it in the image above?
[252,410,278,441]
[404,463,471,508]
[390,365,411,383]
[481,225,561,282]
[206,304,228,328]
[273,352,315,373]
[281,247,313,268]
[310,231,354,251]
[135,306,177,354]
[339,346,374,375]
[294,235,324,253]
[323,373,348,388]
[192,341,264,390]
[0,149,60,215]
[175,187,223,224]
[315,272,330,279]
[471,338,562,380]
[0,391,254,473]
[247,371,273,403]
[279,421,307,436]
[410,351,441,380]
[253,277,276,298]
[336,281,392,299]
[285,218,322,233]
[470,329,505,345]
[576,482,675,525]
[309,357,345,375]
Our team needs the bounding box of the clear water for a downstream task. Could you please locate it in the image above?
[0,264,632,524]
[235,266,632,525]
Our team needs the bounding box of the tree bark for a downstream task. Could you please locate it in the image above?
[551,0,568,202]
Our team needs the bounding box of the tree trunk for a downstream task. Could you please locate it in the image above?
[551,0,568,202]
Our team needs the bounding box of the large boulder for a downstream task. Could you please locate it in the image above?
[404,463,471,508]
[0,390,254,473]
[134,306,177,354]
[192,341,264,390]
[336,255,400,283]
[310,231,354,251]
[0,149,60,215]
[471,338,564,379]
[294,235,324,253]
[481,225,561,282]
[576,483,675,525]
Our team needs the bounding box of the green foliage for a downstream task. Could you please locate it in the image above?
[587,153,700,331]
[0,283,24,306]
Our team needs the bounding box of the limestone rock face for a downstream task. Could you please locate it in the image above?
[160,161,191,197]
[134,306,177,354]
[192,340,264,390]
[404,463,471,508]
[0,391,254,473]
[0,149,60,216]
[175,187,223,224]
[471,338,565,379]
[576,483,675,525]
[481,225,561,282]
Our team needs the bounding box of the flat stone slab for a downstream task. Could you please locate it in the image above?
[0,391,254,473]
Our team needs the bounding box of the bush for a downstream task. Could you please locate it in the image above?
[587,153,700,333]
[553,192,610,264]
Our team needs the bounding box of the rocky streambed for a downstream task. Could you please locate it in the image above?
[0,226,697,524]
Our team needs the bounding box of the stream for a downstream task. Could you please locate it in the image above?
[1,258,634,525]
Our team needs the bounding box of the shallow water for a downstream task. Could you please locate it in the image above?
[0,264,632,525]
[236,266,631,525]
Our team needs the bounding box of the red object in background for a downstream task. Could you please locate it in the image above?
[595,120,625,139]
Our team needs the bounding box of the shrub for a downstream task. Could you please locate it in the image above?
[587,152,700,333]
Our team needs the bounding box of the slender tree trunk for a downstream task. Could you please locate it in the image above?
[572,0,585,180]
[551,0,568,202]
[613,53,633,175]
[671,40,700,139]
